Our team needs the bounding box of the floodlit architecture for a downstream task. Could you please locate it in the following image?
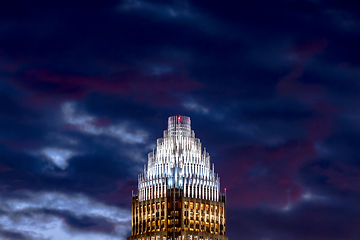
[128,116,228,240]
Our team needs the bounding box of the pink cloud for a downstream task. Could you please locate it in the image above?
[0,164,13,173]
[220,99,337,209]
[277,38,329,103]
[0,54,22,73]
[315,163,360,193]
[219,143,308,208]
[12,69,203,108]
[292,39,328,61]
[90,117,112,128]
[220,39,339,209]
[0,138,43,150]
[98,178,137,206]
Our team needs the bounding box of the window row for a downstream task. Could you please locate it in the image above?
[133,202,166,214]
[183,202,223,214]
[133,201,183,214]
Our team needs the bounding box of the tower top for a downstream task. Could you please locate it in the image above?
[138,115,222,201]
[167,115,191,138]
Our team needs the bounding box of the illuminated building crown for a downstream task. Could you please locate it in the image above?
[138,116,220,201]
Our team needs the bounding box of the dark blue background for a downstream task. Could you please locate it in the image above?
[0,0,360,239]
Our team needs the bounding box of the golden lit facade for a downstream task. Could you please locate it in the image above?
[128,116,228,240]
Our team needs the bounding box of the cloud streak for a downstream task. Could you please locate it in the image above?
[0,192,131,240]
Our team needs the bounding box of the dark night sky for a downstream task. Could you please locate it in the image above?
[1,0,360,239]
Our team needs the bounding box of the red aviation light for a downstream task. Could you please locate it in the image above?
[178,116,181,120]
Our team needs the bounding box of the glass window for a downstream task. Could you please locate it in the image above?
[210,205,214,212]
[184,201,189,208]
[195,202,199,210]
[206,204,209,211]
[201,203,205,211]
[220,207,223,214]
[190,202,194,209]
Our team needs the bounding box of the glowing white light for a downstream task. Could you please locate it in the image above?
[138,116,221,201]
[302,192,313,200]
[281,204,292,212]
[43,148,74,169]
[301,192,327,201]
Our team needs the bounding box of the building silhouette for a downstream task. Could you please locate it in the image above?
[128,116,228,240]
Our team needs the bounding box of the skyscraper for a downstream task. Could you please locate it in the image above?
[128,116,228,240]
